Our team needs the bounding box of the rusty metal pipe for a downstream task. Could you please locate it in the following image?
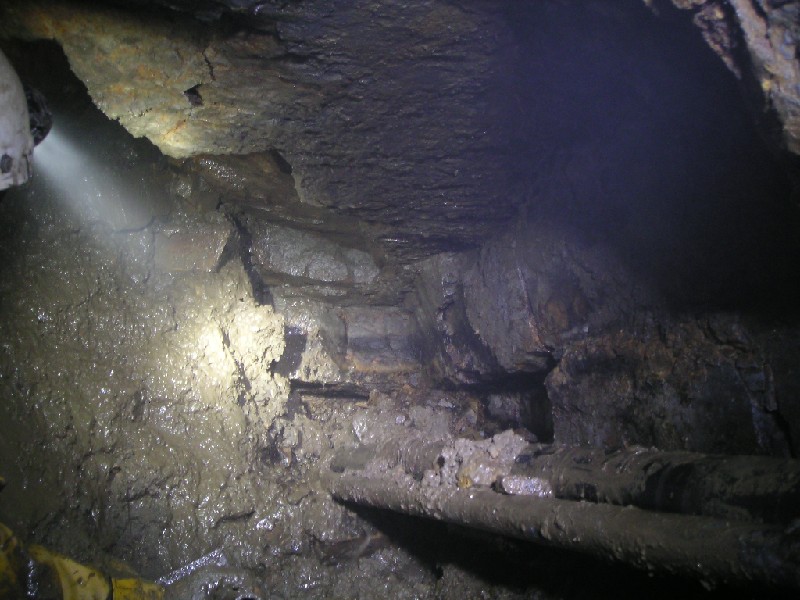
[328,470,800,590]
[511,444,800,523]
[328,434,800,590]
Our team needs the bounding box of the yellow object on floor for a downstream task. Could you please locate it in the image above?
[29,545,111,599]
[112,577,165,600]
[1,522,25,599]
[0,520,163,600]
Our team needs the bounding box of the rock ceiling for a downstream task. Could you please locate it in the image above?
[1,0,798,265]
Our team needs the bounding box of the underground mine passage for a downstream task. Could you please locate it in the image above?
[1,0,800,598]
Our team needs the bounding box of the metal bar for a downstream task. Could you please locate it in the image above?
[512,445,800,523]
[332,437,800,524]
[328,470,800,590]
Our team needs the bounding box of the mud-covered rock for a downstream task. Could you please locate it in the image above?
[413,252,500,385]
[271,296,347,385]
[546,315,791,454]
[0,90,295,578]
[460,224,648,372]
[0,194,290,573]
[415,216,795,456]
[413,221,651,385]
[271,293,422,399]
[250,220,378,290]
[341,306,420,375]
[154,210,232,272]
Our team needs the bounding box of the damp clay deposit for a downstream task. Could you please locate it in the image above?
[2,0,800,598]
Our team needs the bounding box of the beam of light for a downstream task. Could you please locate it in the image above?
[34,124,154,231]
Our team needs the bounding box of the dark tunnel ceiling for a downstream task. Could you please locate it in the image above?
[497,1,799,309]
[3,0,799,310]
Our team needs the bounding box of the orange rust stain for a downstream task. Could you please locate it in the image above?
[163,120,187,139]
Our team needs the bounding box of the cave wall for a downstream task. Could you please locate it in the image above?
[0,39,430,582]
[0,111,291,574]
[1,0,800,597]
[413,217,797,456]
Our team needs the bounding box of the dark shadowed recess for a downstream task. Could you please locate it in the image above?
[346,505,797,600]
[495,0,800,314]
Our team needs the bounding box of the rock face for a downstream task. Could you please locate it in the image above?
[4,0,798,261]
[1,0,800,598]
[0,193,289,573]
[413,217,795,455]
[249,220,379,298]
[665,0,800,155]
[0,0,521,262]
[546,316,789,454]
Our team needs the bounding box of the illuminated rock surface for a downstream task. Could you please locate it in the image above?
[1,1,800,598]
